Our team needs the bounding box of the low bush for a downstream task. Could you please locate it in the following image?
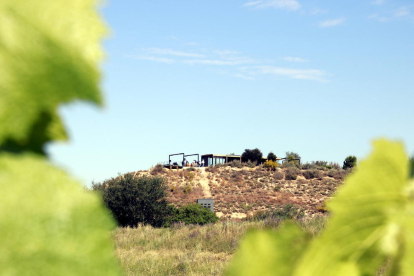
[302,169,321,179]
[226,160,244,168]
[167,203,219,226]
[273,171,284,180]
[150,164,164,175]
[205,166,218,173]
[285,167,300,180]
[248,204,305,221]
[245,160,256,168]
[301,162,317,170]
[263,160,278,171]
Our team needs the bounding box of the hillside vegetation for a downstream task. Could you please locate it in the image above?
[129,162,350,219]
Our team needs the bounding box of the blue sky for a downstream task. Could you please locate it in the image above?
[47,0,414,185]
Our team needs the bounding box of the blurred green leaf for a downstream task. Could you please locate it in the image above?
[227,140,414,276]
[0,0,106,154]
[293,140,409,276]
[225,222,309,276]
[0,153,122,275]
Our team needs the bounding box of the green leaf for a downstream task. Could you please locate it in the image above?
[225,222,310,276]
[0,0,106,153]
[0,153,122,276]
[293,140,409,276]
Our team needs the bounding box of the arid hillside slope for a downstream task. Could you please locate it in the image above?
[130,164,348,219]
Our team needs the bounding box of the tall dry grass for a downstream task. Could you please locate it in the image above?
[113,216,327,276]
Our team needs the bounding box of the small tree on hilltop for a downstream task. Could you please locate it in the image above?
[241,148,263,164]
[267,152,277,161]
[286,151,301,160]
[92,174,173,227]
[343,155,357,170]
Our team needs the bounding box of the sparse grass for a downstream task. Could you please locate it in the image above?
[113,217,327,276]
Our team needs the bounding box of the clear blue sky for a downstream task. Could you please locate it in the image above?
[47,0,414,185]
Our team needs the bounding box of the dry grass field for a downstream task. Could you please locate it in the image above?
[113,217,327,276]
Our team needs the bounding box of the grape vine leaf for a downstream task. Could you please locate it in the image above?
[226,140,413,276]
[0,0,106,154]
[0,153,123,275]
[293,140,409,276]
[225,222,310,276]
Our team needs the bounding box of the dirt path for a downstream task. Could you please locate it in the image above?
[198,168,212,198]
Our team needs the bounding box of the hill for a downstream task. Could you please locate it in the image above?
[130,162,349,219]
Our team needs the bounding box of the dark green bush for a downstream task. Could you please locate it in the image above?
[343,155,357,170]
[241,148,263,164]
[410,156,414,179]
[285,167,300,180]
[267,152,277,161]
[167,203,218,226]
[92,174,172,227]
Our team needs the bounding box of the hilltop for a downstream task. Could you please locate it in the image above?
[129,162,349,219]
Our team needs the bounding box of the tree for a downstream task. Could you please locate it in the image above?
[286,151,301,160]
[409,156,414,178]
[267,152,277,161]
[241,148,263,164]
[343,155,357,170]
[93,174,172,227]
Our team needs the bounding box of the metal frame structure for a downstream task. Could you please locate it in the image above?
[184,153,199,164]
[168,153,185,166]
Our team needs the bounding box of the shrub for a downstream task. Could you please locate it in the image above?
[410,156,414,179]
[312,161,341,170]
[167,203,219,226]
[226,160,243,168]
[186,167,196,172]
[327,169,337,178]
[241,148,263,164]
[246,160,256,168]
[273,171,284,180]
[343,155,357,170]
[302,169,321,179]
[205,166,218,173]
[249,204,305,221]
[267,152,277,161]
[183,185,192,194]
[301,162,317,170]
[263,160,278,171]
[285,167,300,180]
[150,164,164,175]
[285,151,301,164]
[92,174,172,227]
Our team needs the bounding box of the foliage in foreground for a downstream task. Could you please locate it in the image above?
[226,140,414,276]
[0,0,122,275]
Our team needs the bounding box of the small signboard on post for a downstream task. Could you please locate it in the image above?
[197,198,214,213]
